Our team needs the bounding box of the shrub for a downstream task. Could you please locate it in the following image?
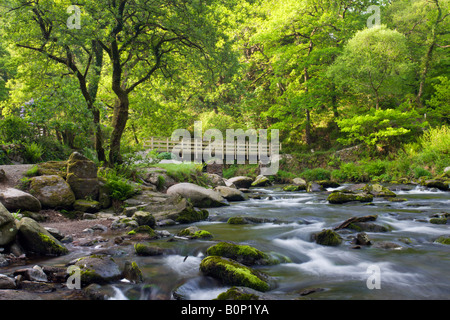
[300,168,331,181]
[413,167,432,179]
[23,142,43,163]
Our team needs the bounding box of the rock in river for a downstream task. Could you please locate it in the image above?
[167,183,229,208]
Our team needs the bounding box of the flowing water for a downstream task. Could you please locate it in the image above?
[3,184,450,300]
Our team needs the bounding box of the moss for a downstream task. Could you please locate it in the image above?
[435,236,450,245]
[315,229,342,246]
[206,242,275,266]
[128,225,158,239]
[227,217,248,225]
[134,243,164,256]
[327,191,373,204]
[38,232,69,255]
[215,287,260,300]
[199,256,270,292]
[283,185,304,192]
[176,208,209,224]
[430,218,448,225]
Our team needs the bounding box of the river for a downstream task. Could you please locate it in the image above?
[3,183,450,300]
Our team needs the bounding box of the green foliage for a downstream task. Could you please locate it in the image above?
[336,108,425,152]
[0,115,32,143]
[25,165,39,177]
[98,168,137,201]
[300,168,331,181]
[23,142,43,163]
[157,152,174,160]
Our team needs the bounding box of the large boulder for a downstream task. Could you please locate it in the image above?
[144,194,209,224]
[0,202,18,246]
[37,161,67,178]
[421,179,449,191]
[214,186,245,201]
[17,217,68,256]
[314,229,342,246]
[138,167,176,191]
[167,183,229,208]
[227,176,254,189]
[66,152,99,200]
[0,187,41,212]
[199,256,270,292]
[29,175,75,208]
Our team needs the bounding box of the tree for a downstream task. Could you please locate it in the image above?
[0,0,107,162]
[1,0,234,165]
[328,25,414,110]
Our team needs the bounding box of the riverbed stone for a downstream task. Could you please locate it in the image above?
[134,243,165,256]
[177,226,213,239]
[206,242,275,266]
[0,202,18,246]
[334,215,378,230]
[214,186,245,201]
[17,217,68,256]
[307,182,324,192]
[122,261,143,284]
[251,175,271,187]
[434,236,450,245]
[0,274,16,289]
[74,255,122,285]
[327,191,373,204]
[199,256,270,292]
[314,229,342,246]
[131,211,156,228]
[73,199,101,213]
[283,184,305,191]
[29,175,75,208]
[0,187,42,212]
[167,183,229,208]
[421,179,449,191]
[227,176,254,189]
[216,286,278,300]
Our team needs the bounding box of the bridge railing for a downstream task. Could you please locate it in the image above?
[143,137,280,160]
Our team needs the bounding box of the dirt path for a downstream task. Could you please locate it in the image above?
[0,164,34,190]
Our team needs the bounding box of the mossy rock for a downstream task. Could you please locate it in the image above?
[176,208,209,224]
[206,242,275,266]
[127,225,158,239]
[199,256,270,292]
[73,199,101,213]
[29,175,75,208]
[74,255,122,285]
[435,236,450,245]
[37,161,67,178]
[227,216,249,225]
[131,211,156,228]
[314,229,342,246]
[134,243,165,256]
[327,191,373,204]
[421,179,449,191]
[215,286,276,300]
[122,261,143,283]
[316,180,340,188]
[283,185,305,192]
[17,217,68,256]
[363,184,396,197]
[177,226,213,239]
[429,218,448,225]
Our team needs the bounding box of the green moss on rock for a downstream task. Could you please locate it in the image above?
[206,242,275,266]
[315,229,342,246]
[199,256,270,292]
[283,185,305,192]
[327,191,373,204]
[227,217,249,225]
[435,236,450,245]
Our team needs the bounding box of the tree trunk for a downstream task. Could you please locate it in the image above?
[417,0,442,107]
[109,95,129,165]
